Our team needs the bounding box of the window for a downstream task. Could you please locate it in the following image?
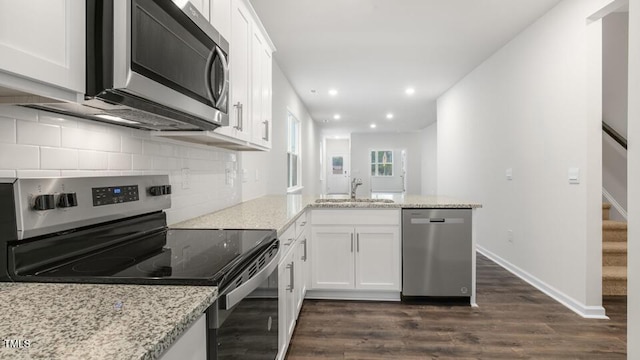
[287,113,301,190]
[371,150,393,176]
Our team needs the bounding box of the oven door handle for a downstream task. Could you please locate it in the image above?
[221,248,280,310]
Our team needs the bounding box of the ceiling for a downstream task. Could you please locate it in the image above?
[249,0,563,135]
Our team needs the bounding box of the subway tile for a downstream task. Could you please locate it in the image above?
[17,120,61,147]
[38,113,77,128]
[0,144,39,169]
[0,106,38,122]
[143,141,162,156]
[167,157,182,170]
[60,170,121,177]
[78,150,108,170]
[77,120,109,133]
[121,137,143,154]
[0,117,16,143]
[41,147,78,169]
[153,156,169,170]
[108,153,132,170]
[16,170,61,178]
[0,170,16,177]
[61,127,120,152]
[132,154,153,170]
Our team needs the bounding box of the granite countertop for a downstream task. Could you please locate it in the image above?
[0,283,217,360]
[172,194,481,234]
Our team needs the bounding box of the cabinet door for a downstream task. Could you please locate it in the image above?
[188,0,210,21]
[355,226,401,291]
[250,30,265,145]
[0,0,84,95]
[259,43,272,148]
[217,0,251,141]
[310,226,355,289]
[210,0,231,40]
[277,251,296,358]
[294,237,307,314]
[159,314,206,360]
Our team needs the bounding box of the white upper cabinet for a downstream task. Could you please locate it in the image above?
[189,0,210,21]
[0,0,84,101]
[210,0,274,150]
[210,0,231,40]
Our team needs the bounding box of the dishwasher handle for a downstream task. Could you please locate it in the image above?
[409,218,465,224]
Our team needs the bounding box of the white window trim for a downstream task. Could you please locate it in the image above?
[287,112,302,192]
[370,149,394,177]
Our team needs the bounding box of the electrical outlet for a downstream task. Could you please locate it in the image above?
[507,230,514,243]
[181,168,190,189]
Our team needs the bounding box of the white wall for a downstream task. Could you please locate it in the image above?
[602,12,629,219]
[240,61,320,199]
[421,123,437,195]
[627,0,639,356]
[350,132,422,196]
[437,0,613,316]
[0,106,240,225]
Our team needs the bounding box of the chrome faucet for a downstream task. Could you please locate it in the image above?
[350,178,363,199]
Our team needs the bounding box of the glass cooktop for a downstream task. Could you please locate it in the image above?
[23,228,277,287]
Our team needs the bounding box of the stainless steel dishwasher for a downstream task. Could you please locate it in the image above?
[402,208,472,301]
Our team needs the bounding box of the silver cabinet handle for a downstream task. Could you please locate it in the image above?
[262,120,269,141]
[287,261,295,292]
[285,238,294,246]
[300,221,306,227]
[357,233,360,252]
[233,102,243,130]
[302,238,307,261]
[350,233,354,253]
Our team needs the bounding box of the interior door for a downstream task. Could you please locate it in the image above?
[326,139,350,194]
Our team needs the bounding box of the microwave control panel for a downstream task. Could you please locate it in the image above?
[92,185,139,206]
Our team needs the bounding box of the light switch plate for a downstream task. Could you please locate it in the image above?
[568,167,580,184]
[181,168,190,189]
[506,168,513,180]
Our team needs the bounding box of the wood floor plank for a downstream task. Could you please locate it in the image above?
[286,253,627,359]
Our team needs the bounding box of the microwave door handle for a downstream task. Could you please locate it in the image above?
[214,46,229,109]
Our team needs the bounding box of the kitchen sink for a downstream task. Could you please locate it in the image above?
[314,198,395,203]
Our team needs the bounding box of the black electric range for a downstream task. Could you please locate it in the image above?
[0,175,280,360]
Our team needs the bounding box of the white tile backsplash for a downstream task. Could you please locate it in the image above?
[0,117,16,143]
[0,106,241,225]
[0,143,39,169]
[17,120,61,147]
[41,147,78,169]
[78,150,109,170]
[108,153,132,170]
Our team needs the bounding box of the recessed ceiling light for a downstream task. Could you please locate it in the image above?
[333,114,341,120]
[405,87,415,95]
[328,89,338,96]
[386,113,394,119]
[370,124,377,129]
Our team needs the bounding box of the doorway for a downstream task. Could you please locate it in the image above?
[369,149,407,194]
[326,138,350,194]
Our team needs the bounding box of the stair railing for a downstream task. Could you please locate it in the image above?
[602,121,627,149]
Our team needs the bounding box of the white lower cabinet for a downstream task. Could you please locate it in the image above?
[277,216,309,360]
[311,226,400,291]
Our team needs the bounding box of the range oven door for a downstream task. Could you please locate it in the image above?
[207,246,279,360]
[87,0,229,129]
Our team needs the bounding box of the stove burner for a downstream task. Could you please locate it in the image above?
[72,257,136,273]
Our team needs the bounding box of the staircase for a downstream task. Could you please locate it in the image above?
[602,203,627,296]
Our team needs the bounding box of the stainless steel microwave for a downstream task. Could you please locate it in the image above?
[30,0,229,131]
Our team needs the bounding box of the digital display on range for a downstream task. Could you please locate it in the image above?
[92,185,139,206]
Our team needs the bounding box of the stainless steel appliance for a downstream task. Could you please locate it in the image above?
[27,0,229,131]
[0,175,278,360]
[402,209,472,302]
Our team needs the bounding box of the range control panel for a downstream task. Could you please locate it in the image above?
[92,185,139,206]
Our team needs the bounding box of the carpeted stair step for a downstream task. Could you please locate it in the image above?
[603,242,627,266]
[603,203,612,221]
[603,266,627,296]
[603,220,627,242]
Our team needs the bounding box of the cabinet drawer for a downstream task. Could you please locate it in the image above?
[294,212,307,239]
[279,225,296,262]
[311,209,400,226]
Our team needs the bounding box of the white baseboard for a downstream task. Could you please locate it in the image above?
[305,289,400,301]
[477,246,608,319]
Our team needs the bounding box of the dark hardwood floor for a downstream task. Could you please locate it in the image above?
[286,254,626,359]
